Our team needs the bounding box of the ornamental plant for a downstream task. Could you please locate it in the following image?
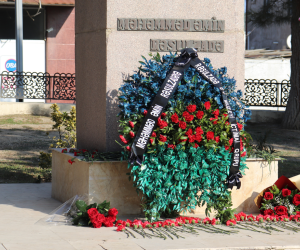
[117,52,251,221]
[260,184,300,216]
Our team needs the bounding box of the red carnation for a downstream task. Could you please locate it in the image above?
[126,146,131,151]
[187,104,197,113]
[225,146,230,151]
[282,188,292,197]
[129,121,134,128]
[129,131,135,138]
[264,192,273,200]
[158,118,168,129]
[206,131,214,141]
[214,136,220,143]
[274,206,288,216]
[183,111,190,119]
[204,101,211,110]
[151,132,157,137]
[223,114,228,117]
[107,215,117,223]
[103,217,114,227]
[119,135,129,144]
[195,127,204,135]
[61,148,67,153]
[195,134,202,142]
[108,208,118,217]
[194,143,199,148]
[237,122,243,131]
[196,110,204,119]
[161,112,167,118]
[185,114,194,122]
[68,159,75,165]
[225,121,230,126]
[264,209,274,216]
[116,225,125,231]
[241,151,246,157]
[168,144,175,149]
[179,121,187,129]
[159,134,167,142]
[185,128,193,136]
[149,139,154,144]
[188,134,196,143]
[143,110,148,116]
[171,113,179,123]
[229,138,233,146]
[293,194,300,206]
[87,208,98,219]
[212,109,219,117]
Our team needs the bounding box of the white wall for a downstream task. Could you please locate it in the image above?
[0,39,45,102]
[245,58,290,82]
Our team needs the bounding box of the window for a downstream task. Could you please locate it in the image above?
[0,7,45,40]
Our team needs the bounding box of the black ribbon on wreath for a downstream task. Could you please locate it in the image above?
[129,48,242,189]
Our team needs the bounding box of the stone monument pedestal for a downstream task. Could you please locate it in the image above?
[51,149,279,216]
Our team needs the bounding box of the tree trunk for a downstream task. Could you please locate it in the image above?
[282,0,300,129]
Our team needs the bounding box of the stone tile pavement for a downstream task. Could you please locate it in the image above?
[0,183,300,250]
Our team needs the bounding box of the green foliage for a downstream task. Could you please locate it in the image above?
[49,103,76,149]
[208,193,236,224]
[128,144,248,222]
[38,151,52,169]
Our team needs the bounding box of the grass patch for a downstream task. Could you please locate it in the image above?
[0,161,51,183]
[0,115,47,125]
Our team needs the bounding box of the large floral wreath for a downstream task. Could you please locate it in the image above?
[117,52,251,221]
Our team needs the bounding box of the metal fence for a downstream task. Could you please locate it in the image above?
[0,71,76,101]
[244,79,291,107]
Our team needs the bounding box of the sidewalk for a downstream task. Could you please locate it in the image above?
[0,183,300,250]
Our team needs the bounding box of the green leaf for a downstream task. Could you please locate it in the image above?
[75,200,87,212]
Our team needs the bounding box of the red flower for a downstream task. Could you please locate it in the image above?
[185,128,193,136]
[151,132,157,137]
[171,113,179,123]
[126,146,131,151]
[187,104,197,113]
[264,192,274,200]
[129,121,134,128]
[293,194,300,206]
[185,114,194,122]
[225,146,230,151]
[159,134,167,142]
[68,159,75,165]
[182,111,190,120]
[241,151,246,157]
[212,109,219,117]
[149,139,154,144]
[188,134,196,143]
[168,144,175,149]
[206,131,214,141]
[282,188,292,197]
[196,110,204,119]
[274,206,288,216]
[194,143,199,148]
[229,138,233,146]
[158,118,168,129]
[143,110,148,116]
[129,131,135,138]
[119,135,129,144]
[226,219,236,226]
[87,208,98,219]
[214,136,220,143]
[179,121,187,129]
[107,215,117,223]
[204,101,211,110]
[195,127,204,135]
[108,208,118,217]
[195,134,202,142]
[61,148,67,153]
[237,122,243,131]
[161,112,167,118]
[91,213,105,228]
[116,225,125,231]
[223,114,228,117]
[247,214,255,221]
[103,217,114,227]
[264,209,275,216]
[225,121,230,126]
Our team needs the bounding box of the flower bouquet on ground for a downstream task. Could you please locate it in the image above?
[255,175,300,216]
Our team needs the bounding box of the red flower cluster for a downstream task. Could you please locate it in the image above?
[87,207,118,228]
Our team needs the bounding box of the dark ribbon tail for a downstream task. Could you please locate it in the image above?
[129,151,144,166]
[227,172,243,190]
